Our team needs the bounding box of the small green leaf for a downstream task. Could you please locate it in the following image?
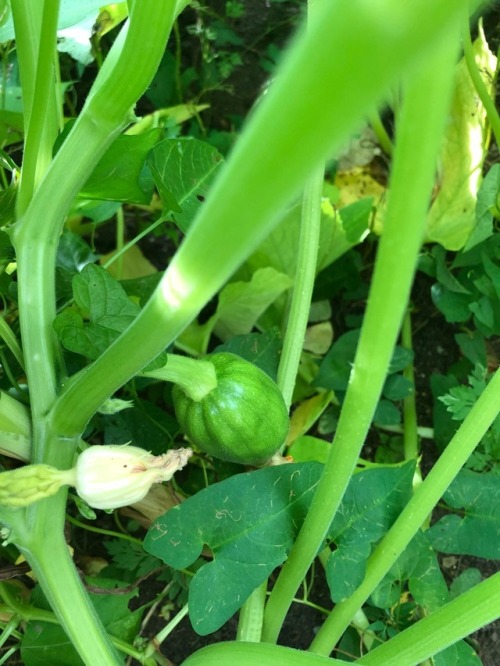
[371,530,448,612]
[214,328,282,380]
[431,283,472,322]
[427,469,500,559]
[432,640,482,666]
[465,161,500,251]
[147,138,224,231]
[80,130,161,203]
[373,399,401,425]
[54,264,140,359]
[326,462,415,602]
[382,374,413,401]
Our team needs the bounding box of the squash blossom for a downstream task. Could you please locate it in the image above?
[0,445,192,510]
[74,445,192,509]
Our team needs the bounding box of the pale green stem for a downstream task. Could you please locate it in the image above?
[355,573,500,666]
[16,0,61,214]
[19,516,123,665]
[278,166,323,410]
[401,311,419,462]
[368,109,393,156]
[142,353,217,401]
[310,365,500,654]
[145,603,189,656]
[236,583,267,642]
[50,0,469,440]
[261,26,460,645]
[115,206,125,280]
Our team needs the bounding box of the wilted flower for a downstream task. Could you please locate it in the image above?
[73,445,192,510]
[0,445,192,511]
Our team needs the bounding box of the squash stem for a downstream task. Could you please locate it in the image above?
[143,354,218,402]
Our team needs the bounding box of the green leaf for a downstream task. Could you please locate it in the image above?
[56,231,98,273]
[213,267,293,340]
[371,530,448,612]
[214,328,282,380]
[103,400,178,455]
[314,331,412,392]
[54,264,140,359]
[427,469,500,559]
[0,109,23,147]
[431,283,472,322]
[373,399,401,426]
[313,330,360,391]
[432,640,482,666]
[80,130,161,203]
[326,461,415,602]
[449,567,482,599]
[243,196,369,285]
[455,331,487,367]
[288,435,331,464]
[144,462,323,635]
[147,138,224,231]
[465,163,500,250]
[382,374,413,401]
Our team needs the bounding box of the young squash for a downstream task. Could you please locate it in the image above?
[172,352,289,465]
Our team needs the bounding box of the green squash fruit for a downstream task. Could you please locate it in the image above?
[172,352,289,465]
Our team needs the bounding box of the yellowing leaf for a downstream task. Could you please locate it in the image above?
[426,25,497,250]
[101,245,157,280]
[334,166,386,234]
[287,391,333,446]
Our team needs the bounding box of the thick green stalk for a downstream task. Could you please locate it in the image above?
[181,642,348,666]
[16,0,61,213]
[310,365,500,654]
[12,0,177,430]
[261,27,460,644]
[10,0,60,217]
[355,573,500,666]
[8,2,180,663]
[21,513,124,665]
[51,0,470,439]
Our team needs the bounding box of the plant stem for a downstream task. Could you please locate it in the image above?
[278,166,323,410]
[21,493,123,665]
[368,109,393,157]
[16,0,61,214]
[401,311,419,462]
[142,354,217,401]
[10,0,60,217]
[310,364,500,655]
[236,583,267,642]
[261,25,460,645]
